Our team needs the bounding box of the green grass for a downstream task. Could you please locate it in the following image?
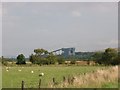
[2,65,116,88]
[102,81,118,88]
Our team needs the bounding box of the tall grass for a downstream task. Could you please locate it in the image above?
[55,66,118,88]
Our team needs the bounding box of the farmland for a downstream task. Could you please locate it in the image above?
[2,65,118,88]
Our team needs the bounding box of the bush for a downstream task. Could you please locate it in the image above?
[57,56,65,64]
[93,48,119,65]
[2,60,8,66]
[70,60,76,64]
[16,54,26,65]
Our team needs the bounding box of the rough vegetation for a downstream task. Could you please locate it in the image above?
[54,66,118,88]
[93,48,120,65]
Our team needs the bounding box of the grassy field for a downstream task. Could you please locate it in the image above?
[2,65,118,88]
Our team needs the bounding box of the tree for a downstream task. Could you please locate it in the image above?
[112,55,120,65]
[34,48,47,56]
[70,60,76,64]
[101,48,118,65]
[16,54,26,64]
[46,53,57,64]
[57,56,65,64]
[92,52,103,64]
[29,54,38,64]
[94,48,119,65]
[1,56,8,66]
[30,49,57,65]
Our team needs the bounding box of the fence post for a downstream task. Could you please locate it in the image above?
[63,76,66,82]
[53,77,55,84]
[52,77,56,87]
[39,79,41,89]
[63,76,66,87]
[21,80,24,90]
[68,76,71,85]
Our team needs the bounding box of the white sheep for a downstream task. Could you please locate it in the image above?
[31,71,34,73]
[18,69,21,72]
[39,73,44,76]
[6,67,9,70]
[6,67,10,71]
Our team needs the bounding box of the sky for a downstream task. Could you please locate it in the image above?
[2,2,118,57]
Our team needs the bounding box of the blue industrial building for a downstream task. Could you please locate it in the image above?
[52,47,75,57]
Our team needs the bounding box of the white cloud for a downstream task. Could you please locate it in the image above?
[72,10,81,17]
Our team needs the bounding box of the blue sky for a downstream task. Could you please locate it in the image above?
[2,2,118,57]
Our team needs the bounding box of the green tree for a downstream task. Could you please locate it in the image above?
[29,54,34,63]
[30,49,50,65]
[70,60,76,64]
[46,53,57,64]
[92,52,103,64]
[117,51,120,64]
[16,54,26,64]
[94,48,119,65]
[101,48,118,65]
[1,56,8,66]
[30,54,38,64]
[30,48,67,65]
[34,48,47,56]
[57,56,65,64]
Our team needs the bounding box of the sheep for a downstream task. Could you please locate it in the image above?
[31,71,34,73]
[6,67,10,71]
[6,67,8,69]
[18,69,21,72]
[39,73,44,76]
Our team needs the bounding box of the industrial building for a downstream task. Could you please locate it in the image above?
[52,47,95,60]
[52,47,75,57]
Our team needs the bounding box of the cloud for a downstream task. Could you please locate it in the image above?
[72,10,81,17]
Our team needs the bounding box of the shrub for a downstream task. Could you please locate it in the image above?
[57,56,65,64]
[70,60,76,64]
[16,54,26,65]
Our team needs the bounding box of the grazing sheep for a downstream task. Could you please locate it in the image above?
[18,70,21,72]
[31,71,34,73]
[39,73,44,76]
[6,67,9,70]
[6,67,10,71]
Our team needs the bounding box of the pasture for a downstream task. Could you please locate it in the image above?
[2,65,118,88]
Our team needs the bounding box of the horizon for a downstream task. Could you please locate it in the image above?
[2,47,118,58]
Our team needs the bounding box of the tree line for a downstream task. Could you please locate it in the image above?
[93,48,120,65]
[1,48,120,65]
[16,48,65,65]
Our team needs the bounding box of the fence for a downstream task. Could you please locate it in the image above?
[21,76,75,89]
